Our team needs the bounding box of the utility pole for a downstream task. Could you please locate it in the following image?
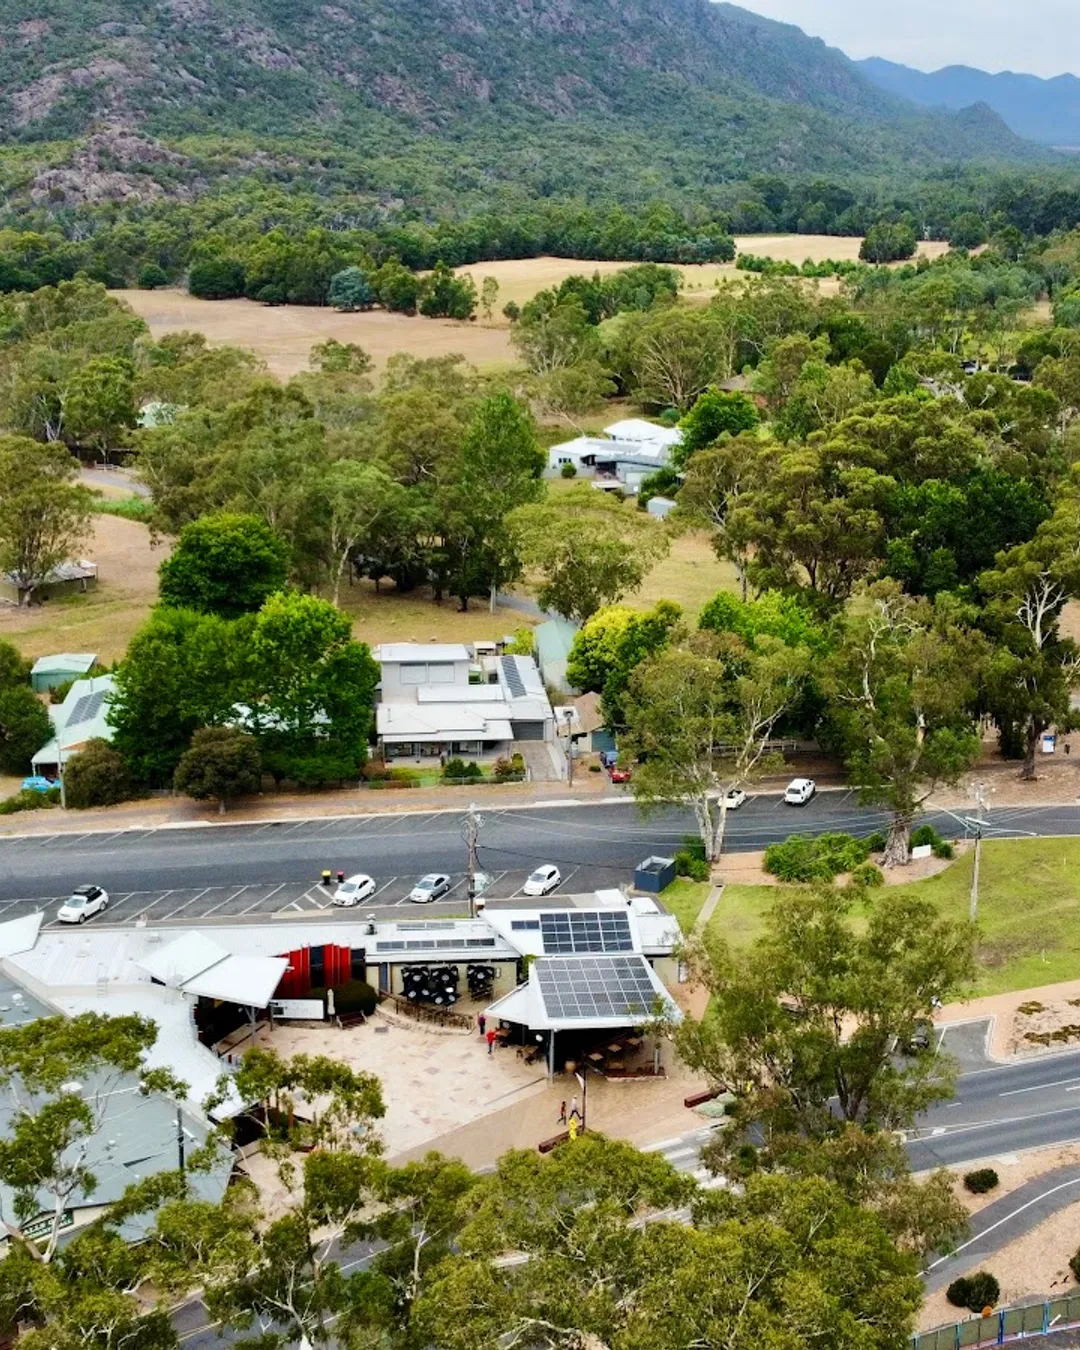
[176,1105,186,1174]
[562,709,575,788]
[463,803,483,919]
[969,780,991,923]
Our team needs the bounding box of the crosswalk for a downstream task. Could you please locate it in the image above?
[643,1124,727,1191]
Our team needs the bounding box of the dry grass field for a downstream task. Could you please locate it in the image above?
[118,289,515,381]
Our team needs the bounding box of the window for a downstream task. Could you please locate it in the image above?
[428,663,456,684]
[400,664,427,686]
[350,948,366,981]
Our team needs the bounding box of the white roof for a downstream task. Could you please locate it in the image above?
[181,954,289,1008]
[0,912,42,959]
[377,702,514,742]
[139,931,228,986]
[30,653,96,675]
[486,953,681,1033]
[604,418,683,447]
[375,643,471,663]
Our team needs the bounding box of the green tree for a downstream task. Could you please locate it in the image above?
[65,356,138,462]
[373,259,421,314]
[628,305,736,411]
[860,222,918,264]
[309,338,374,376]
[418,262,477,320]
[679,883,975,1139]
[108,607,242,784]
[440,391,545,611]
[826,583,985,865]
[566,600,682,727]
[328,265,375,312]
[979,498,1080,777]
[674,386,758,466]
[318,460,408,607]
[534,360,616,426]
[511,296,597,376]
[188,255,245,300]
[675,433,762,600]
[509,485,669,622]
[0,435,93,606]
[479,276,499,321]
[62,738,134,808]
[173,725,262,812]
[623,633,811,859]
[158,512,290,618]
[243,591,378,785]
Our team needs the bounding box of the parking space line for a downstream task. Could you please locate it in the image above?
[239,883,285,915]
[158,887,211,921]
[127,890,172,921]
[33,835,59,847]
[199,886,245,918]
[557,865,580,892]
[369,877,398,902]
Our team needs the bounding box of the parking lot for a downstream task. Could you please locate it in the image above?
[9,862,629,931]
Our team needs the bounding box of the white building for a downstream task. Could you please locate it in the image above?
[374,643,555,761]
[32,674,117,775]
[547,419,682,492]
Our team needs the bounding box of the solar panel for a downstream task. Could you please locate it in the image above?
[67,691,106,728]
[535,956,659,1022]
[539,910,633,954]
[500,656,525,698]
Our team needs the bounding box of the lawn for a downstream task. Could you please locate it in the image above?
[661,878,713,934]
[703,839,1080,998]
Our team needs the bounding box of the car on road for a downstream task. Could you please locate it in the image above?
[609,764,632,783]
[57,884,109,924]
[523,864,561,897]
[783,777,816,806]
[722,788,747,811]
[409,873,452,904]
[332,873,376,907]
[21,776,54,794]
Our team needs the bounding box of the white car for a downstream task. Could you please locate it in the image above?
[332,873,376,907]
[784,778,816,806]
[409,873,452,904]
[57,884,109,924]
[522,864,561,897]
[723,788,747,811]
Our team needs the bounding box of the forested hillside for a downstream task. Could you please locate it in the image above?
[0,0,1046,219]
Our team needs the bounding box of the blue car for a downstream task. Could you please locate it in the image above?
[21,776,54,794]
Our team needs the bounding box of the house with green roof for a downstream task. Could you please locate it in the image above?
[29,653,98,693]
[31,674,116,774]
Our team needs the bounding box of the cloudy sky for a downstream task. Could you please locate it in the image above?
[738,1,1077,77]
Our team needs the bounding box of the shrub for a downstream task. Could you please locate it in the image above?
[325,979,378,1017]
[49,678,75,706]
[864,831,887,853]
[674,850,709,882]
[560,462,577,478]
[361,759,390,782]
[1069,1247,1080,1284]
[851,862,884,888]
[946,1272,1000,1313]
[0,788,57,815]
[442,758,482,783]
[589,763,602,773]
[764,832,868,883]
[932,838,955,859]
[493,755,526,782]
[964,1168,999,1195]
[63,739,135,808]
[910,824,941,848]
[137,262,168,290]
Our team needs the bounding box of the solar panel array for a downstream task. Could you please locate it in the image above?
[539,910,633,954]
[535,956,658,1022]
[67,690,106,727]
[500,656,525,697]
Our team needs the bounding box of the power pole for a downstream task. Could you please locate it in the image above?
[176,1106,186,1174]
[563,710,575,788]
[463,803,483,918]
[969,781,991,923]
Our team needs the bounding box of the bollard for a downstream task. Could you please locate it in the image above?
[321,869,332,887]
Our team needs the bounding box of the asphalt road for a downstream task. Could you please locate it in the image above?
[0,792,1076,924]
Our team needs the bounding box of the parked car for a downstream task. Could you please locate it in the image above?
[783,777,816,805]
[609,764,632,784]
[902,1019,934,1055]
[409,873,452,904]
[57,884,109,924]
[20,776,54,794]
[523,864,561,897]
[722,788,747,811]
[332,873,376,907]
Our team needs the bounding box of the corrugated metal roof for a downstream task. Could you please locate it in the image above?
[30,653,97,676]
[375,643,471,662]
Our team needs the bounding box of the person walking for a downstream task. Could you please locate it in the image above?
[478,1012,487,1038]
[558,1100,567,1124]
[486,1028,497,1055]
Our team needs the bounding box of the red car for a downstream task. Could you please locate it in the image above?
[609,764,632,783]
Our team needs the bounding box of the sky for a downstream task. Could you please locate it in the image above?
[736,1,1079,77]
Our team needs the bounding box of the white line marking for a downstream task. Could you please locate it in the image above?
[127,889,173,921]
[999,1075,1080,1097]
[198,886,245,918]
[923,1176,1080,1272]
[158,887,211,921]
[239,882,285,914]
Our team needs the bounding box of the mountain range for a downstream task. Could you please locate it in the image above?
[859,57,1080,149]
[0,0,1049,216]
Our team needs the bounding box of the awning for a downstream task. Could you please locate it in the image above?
[181,955,289,1009]
[0,912,42,959]
[139,932,228,987]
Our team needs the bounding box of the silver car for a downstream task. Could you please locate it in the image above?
[409,873,452,904]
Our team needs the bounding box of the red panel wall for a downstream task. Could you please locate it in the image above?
[273,944,353,998]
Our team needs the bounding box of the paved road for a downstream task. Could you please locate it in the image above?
[1,794,1075,924]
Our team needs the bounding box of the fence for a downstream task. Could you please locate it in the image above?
[914,1294,1080,1350]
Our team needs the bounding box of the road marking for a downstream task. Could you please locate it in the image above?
[239,882,285,915]
[198,886,246,918]
[999,1075,1080,1097]
[922,1175,1080,1273]
[369,877,398,901]
[158,888,211,921]
[127,890,173,921]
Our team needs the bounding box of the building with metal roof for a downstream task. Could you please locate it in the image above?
[29,652,97,692]
[533,618,580,693]
[32,674,117,773]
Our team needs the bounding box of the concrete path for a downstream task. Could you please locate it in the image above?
[923,1165,1080,1292]
[693,884,724,935]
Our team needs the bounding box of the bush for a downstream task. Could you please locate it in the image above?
[964,1168,999,1195]
[137,262,169,290]
[764,832,869,883]
[864,831,887,853]
[1069,1247,1080,1284]
[851,862,884,888]
[674,850,709,882]
[560,462,577,478]
[910,824,941,848]
[932,839,955,859]
[442,758,482,783]
[494,754,526,782]
[361,759,390,782]
[324,979,378,1017]
[0,788,57,815]
[946,1272,1000,1313]
[63,739,135,808]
